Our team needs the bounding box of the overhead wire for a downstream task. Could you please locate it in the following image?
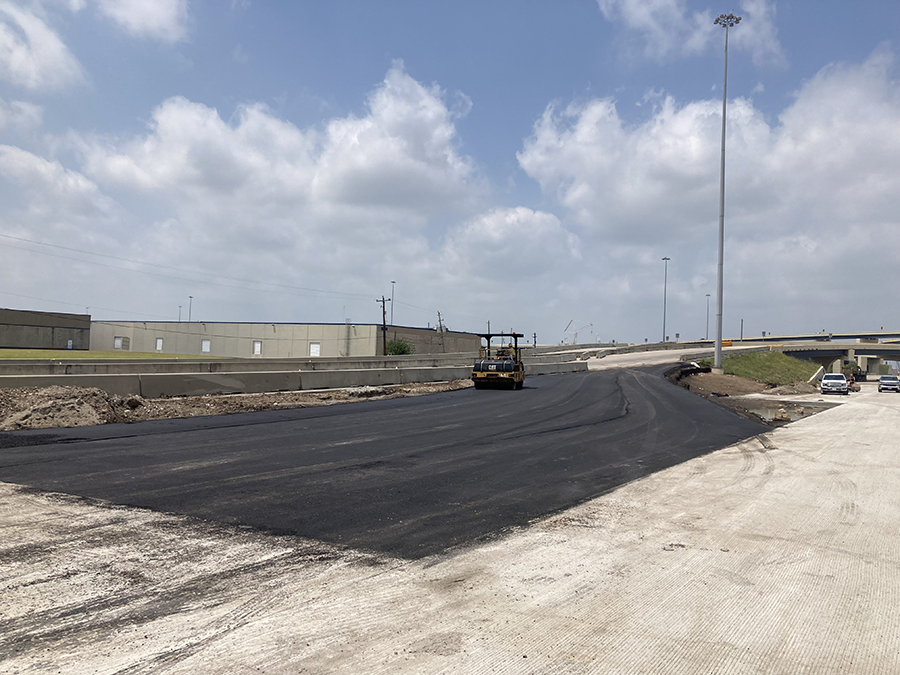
[0,232,372,300]
[0,232,489,332]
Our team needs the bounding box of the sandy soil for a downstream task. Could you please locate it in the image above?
[0,381,474,431]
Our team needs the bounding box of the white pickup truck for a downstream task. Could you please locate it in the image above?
[820,373,849,395]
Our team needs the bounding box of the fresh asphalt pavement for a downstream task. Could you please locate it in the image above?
[0,367,767,559]
[4,369,899,673]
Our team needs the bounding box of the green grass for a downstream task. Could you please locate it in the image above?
[0,349,216,360]
[699,351,820,385]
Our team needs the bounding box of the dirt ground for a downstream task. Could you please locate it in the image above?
[679,372,823,424]
[0,380,474,431]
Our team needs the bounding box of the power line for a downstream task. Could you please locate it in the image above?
[0,290,175,319]
[0,233,495,331]
[0,233,371,300]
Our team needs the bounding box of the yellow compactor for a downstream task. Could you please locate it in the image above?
[471,332,525,390]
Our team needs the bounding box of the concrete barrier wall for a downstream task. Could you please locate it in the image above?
[0,361,584,397]
[526,362,589,376]
[0,374,144,397]
[0,353,479,376]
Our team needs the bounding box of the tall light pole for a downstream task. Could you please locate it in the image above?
[390,280,396,325]
[713,12,740,373]
[705,293,711,340]
[662,257,670,343]
[188,295,193,322]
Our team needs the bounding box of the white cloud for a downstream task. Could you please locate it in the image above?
[442,207,581,280]
[60,64,490,324]
[732,0,786,67]
[94,0,187,42]
[0,97,42,130]
[519,47,900,244]
[80,95,316,195]
[597,0,715,61]
[4,50,897,341]
[0,2,84,90]
[518,46,900,336]
[597,0,785,66]
[80,63,480,224]
[0,144,115,220]
[312,63,479,214]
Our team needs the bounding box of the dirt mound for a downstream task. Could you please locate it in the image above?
[0,386,130,430]
[766,382,819,395]
[0,380,474,431]
[679,373,769,397]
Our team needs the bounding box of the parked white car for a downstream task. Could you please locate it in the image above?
[820,373,849,395]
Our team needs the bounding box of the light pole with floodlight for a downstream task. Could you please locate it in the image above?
[713,12,740,372]
[390,280,396,325]
[706,293,711,340]
[662,257,670,343]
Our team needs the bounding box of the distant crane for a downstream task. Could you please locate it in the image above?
[563,320,593,345]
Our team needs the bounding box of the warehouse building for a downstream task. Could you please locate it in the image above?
[89,321,481,358]
[0,308,91,350]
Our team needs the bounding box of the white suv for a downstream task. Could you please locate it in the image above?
[820,373,849,395]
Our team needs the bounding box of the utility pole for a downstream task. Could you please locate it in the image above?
[188,295,193,322]
[376,296,390,355]
[436,311,446,353]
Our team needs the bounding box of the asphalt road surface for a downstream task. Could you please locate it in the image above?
[0,368,767,559]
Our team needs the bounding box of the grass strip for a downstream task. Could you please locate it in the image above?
[700,351,820,385]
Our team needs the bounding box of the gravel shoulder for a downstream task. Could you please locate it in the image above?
[2,382,899,672]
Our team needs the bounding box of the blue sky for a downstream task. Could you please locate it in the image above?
[1,0,898,345]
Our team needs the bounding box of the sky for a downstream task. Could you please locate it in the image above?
[0,0,898,346]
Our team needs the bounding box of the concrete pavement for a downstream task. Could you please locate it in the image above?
[2,384,899,673]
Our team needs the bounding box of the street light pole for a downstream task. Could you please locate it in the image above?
[713,12,740,372]
[706,293,711,340]
[390,280,395,326]
[662,257,670,343]
[188,295,193,322]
